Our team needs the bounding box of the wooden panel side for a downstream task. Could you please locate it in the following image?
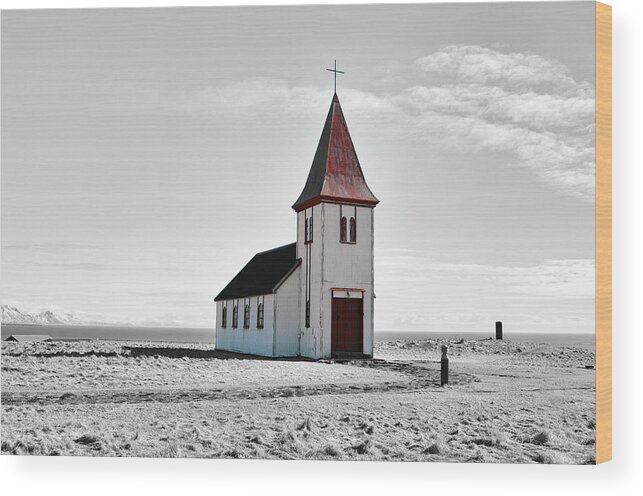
[595,1,612,465]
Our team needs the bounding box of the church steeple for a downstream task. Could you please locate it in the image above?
[292,93,379,212]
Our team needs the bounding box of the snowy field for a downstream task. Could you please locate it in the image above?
[1,337,596,463]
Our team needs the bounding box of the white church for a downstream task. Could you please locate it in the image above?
[214,89,379,360]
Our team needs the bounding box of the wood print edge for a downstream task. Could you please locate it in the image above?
[595,0,612,464]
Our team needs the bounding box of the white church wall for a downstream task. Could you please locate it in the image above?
[297,203,324,359]
[296,205,303,259]
[273,266,301,356]
[215,295,275,357]
[320,204,374,286]
[295,202,376,359]
[320,203,375,357]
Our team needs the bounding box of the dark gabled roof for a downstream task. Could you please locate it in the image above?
[5,334,52,342]
[292,93,379,211]
[214,243,301,301]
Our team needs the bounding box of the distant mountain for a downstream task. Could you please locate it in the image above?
[1,304,95,326]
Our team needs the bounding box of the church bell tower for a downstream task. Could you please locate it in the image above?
[292,90,379,359]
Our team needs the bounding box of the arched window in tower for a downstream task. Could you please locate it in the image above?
[349,216,356,243]
[340,216,347,242]
[221,303,227,328]
[232,301,238,329]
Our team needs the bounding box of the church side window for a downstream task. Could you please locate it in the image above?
[257,300,264,329]
[232,301,238,329]
[305,212,313,243]
[349,216,356,243]
[305,300,311,328]
[340,216,347,242]
[221,303,227,328]
[243,299,250,329]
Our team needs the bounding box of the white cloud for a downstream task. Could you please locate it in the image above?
[177,46,595,201]
[416,45,590,95]
[180,46,595,201]
[398,45,596,200]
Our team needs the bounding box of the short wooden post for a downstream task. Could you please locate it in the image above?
[495,321,503,340]
[440,345,449,386]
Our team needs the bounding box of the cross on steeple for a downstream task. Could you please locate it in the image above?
[326,60,344,94]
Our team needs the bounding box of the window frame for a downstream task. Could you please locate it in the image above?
[243,299,250,329]
[232,301,239,329]
[349,216,356,243]
[305,211,314,244]
[340,205,357,244]
[340,216,347,243]
[257,299,264,329]
[221,303,227,328]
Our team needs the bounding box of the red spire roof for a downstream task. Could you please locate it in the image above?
[292,93,379,211]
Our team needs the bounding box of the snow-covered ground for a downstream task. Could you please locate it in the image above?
[0,338,596,463]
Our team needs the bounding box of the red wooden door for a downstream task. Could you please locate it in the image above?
[331,296,364,353]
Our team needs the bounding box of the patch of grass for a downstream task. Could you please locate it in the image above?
[490,428,508,448]
[353,439,371,455]
[273,429,304,455]
[471,438,494,447]
[248,435,263,445]
[296,418,312,431]
[1,439,38,455]
[162,443,185,458]
[531,430,551,446]
[531,450,572,464]
[425,442,442,455]
[582,436,596,446]
[322,444,341,458]
[74,434,102,450]
[363,424,375,435]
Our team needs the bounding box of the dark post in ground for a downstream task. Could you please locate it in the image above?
[440,345,449,386]
[495,321,503,340]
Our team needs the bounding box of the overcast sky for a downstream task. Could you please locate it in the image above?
[1,2,596,333]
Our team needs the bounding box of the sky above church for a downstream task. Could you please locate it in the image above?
[1,2,596,333]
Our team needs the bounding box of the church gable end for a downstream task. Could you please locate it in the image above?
[214,243,300,301]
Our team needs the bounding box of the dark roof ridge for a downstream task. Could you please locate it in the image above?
[214,242,300,301]
[256,242,296,256]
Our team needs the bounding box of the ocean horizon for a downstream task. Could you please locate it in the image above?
[1,324,595,350]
